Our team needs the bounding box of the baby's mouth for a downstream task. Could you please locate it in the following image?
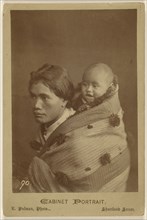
[86,93,93,97]
[85,94,94,102]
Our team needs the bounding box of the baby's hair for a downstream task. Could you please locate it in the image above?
[83,62,113,75]
[83,63,118,86]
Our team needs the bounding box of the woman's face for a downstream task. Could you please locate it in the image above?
[30,81,67,124]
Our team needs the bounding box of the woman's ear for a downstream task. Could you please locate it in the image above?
[61,99,68,108]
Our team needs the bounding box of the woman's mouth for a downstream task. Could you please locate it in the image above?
[34,112,45,117]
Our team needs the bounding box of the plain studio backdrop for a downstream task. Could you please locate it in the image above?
[11,9,137,191]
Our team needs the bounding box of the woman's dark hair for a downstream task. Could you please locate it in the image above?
[29,63,74,107]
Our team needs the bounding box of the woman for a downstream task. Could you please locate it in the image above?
[13,63,75,192]
[28,64,75,153]
[14,63,130,192]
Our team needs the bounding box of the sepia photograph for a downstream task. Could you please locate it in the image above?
[3,2,145,217]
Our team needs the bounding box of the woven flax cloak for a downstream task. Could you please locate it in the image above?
[28,92,130,192]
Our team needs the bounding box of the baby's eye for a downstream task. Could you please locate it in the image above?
[82,82,88,87]
[92,83,99,88]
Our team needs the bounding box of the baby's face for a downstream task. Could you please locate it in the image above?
[81,68,110,103]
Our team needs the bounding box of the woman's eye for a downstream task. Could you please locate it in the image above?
[41,95,49,101]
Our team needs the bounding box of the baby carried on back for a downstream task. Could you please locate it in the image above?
[27,63,130,192]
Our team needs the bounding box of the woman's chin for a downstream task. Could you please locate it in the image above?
[34,116,46,124]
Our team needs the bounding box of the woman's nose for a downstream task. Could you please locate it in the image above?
[34,98,42,109]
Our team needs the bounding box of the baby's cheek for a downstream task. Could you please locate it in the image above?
[81,88,86,95]
[94,88,106,97]
[81,86,85,91]
[94,91,101,98]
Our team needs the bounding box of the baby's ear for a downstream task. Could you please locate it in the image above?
[105,75,118,97]
[110,83,116,92]
[113,74,118,86]
[108,74,118,91]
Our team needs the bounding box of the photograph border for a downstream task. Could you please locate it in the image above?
[3,1,145,218]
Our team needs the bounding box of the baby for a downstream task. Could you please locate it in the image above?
[73,63,118,111]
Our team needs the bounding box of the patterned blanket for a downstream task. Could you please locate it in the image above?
[22,92,130,192]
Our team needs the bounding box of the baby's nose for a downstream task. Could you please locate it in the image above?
[86,84,93,92]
